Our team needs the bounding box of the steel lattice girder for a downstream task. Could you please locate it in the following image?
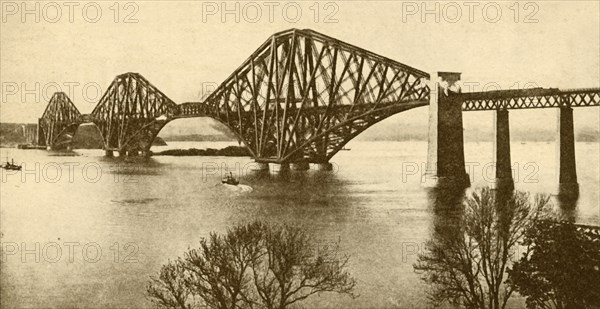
[461,88,600,111]
[38,92,82,148]
[199,28,430,163]
[90,73,178,151]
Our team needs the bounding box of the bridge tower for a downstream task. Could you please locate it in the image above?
[90,73,178,156]
[424,72,470,189]
[38,92,82,150]
[199,29,430,168]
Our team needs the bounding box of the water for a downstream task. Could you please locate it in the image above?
[0,141,598,308]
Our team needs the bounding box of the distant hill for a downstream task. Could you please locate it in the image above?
[0,123,166,148]
[1,121,597,146]
[161,134,236,142]
[355,122,598,142]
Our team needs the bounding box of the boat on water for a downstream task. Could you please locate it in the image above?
[222,172,239,185]
[341,147,351,151]
[1,158,22,171]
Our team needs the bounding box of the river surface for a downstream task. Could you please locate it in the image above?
[0,141,598,308]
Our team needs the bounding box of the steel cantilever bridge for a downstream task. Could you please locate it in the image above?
[37,29,600,167]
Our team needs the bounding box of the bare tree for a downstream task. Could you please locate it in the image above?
[147,259,193,309]
[147,221,356,309]
[414,188,551,309]
[251,224,356,309]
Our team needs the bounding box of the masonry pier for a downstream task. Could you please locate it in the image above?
[493,109,514,189]
[315,163,333,171]
[424,72,470,189]
[557,107,579,198]
[252,162,270,171]
[291,162,310,171]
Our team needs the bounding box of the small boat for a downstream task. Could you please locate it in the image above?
[222,172,239,185]
[341,147,351,151]
[1,158,22,171]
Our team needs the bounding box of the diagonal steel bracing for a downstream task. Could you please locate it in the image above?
[37,29,599,159]
[461,88,600,111]
[38,92,82,149]
[90,73,179,152]
[195,29,430,163]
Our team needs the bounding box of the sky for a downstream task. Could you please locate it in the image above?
[0,0,598,135]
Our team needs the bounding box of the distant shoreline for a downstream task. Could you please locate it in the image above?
[1,139,598,150]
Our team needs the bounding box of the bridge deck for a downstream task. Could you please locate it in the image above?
[461,87,600,111]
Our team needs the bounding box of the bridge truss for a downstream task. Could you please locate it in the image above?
[194,29,430,163]
[38,92,82,149]
[90,73,179,152]
[35,29,600,161]
[461,87,600,111]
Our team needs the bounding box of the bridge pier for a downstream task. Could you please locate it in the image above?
[252,162,270,171]
[315,162,333,171]
[104,150,114,157]
[272,163,290,172]
[424,72,470,189]
[291,162,310,171]
[118,149,127,157]
[557,107,579,198]
[493,109,514,189]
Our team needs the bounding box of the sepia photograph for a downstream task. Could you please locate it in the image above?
[0,1,599,308]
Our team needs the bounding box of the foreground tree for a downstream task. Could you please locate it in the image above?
[414,187,551,309]
[147,221,356,309]
[507,220,600,309]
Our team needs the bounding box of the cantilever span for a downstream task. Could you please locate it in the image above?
[36,28,599,184]
[38,28,432,162]
[38,92,82,149]
[181,28,431,163]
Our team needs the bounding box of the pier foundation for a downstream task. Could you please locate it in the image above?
[493,109,514,189]
[104,150,114,157]
[557,107,579,198]
[424,72,470,189]
[272,163,290,172]
[291,162,310,171]
[252,162,270,171]
[315,162,333,171]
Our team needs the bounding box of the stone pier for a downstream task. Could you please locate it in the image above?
[291,162,310,171]
[104,150,114,157]
[252,162,270,171]
[424,72,470,188]
[557,107,579,198]
[493,109,514,189]
[315,162,333,171]
[272,163,290,172]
